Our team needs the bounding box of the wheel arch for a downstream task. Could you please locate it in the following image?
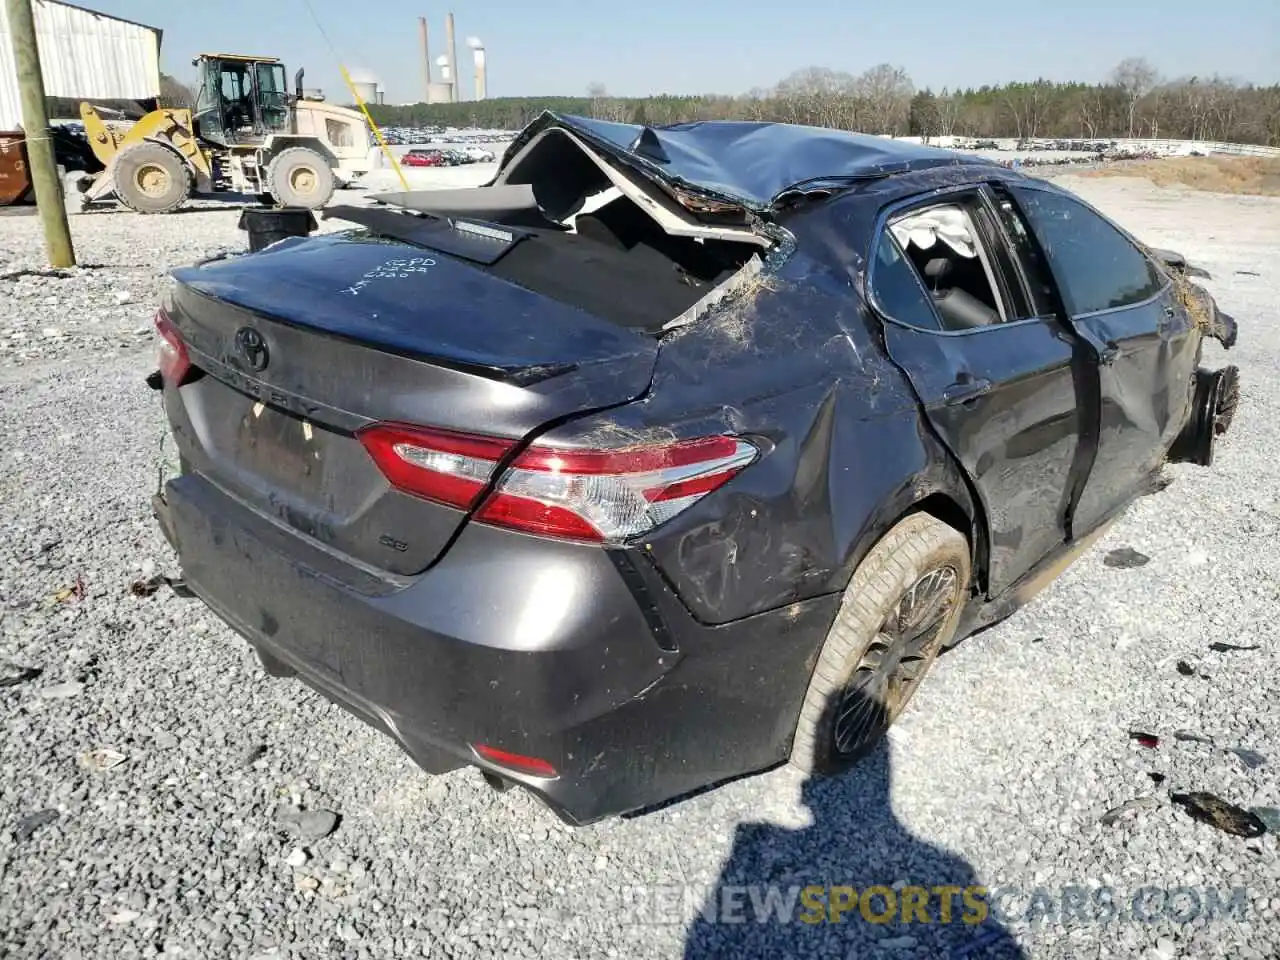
[841,447,991,604]
[785,463,989,771]
[263,136,337,166]
[913,490,989,597]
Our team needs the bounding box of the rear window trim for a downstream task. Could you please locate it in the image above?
[325,205,531,266]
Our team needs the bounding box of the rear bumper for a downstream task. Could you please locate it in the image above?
[154,473,838,823]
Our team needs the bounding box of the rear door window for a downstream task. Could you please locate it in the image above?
[871,231,943,332]
[877,195,1019,333]
[1008,187,1165,316]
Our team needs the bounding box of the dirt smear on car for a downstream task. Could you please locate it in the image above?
[701,269,785,350]
[580,421,679,448]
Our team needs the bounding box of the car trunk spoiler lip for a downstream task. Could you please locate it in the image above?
[321,204,534,267]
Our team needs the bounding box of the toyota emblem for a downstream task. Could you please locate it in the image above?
[234,327,269,372]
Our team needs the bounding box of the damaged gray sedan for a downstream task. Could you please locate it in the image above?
[149,113,1240,823]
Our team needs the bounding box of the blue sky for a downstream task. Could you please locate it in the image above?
[102,0,1278,104]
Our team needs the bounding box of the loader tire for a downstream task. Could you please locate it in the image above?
[114,142,191,214]
[789,513,971,775]
[265,148,334,209]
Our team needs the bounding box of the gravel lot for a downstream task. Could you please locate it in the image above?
[1,176,1277,960]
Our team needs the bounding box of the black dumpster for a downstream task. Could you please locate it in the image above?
[238,205,318,253]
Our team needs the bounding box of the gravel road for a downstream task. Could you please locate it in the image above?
[1,177,1277,960]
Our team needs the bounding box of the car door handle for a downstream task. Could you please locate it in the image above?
[941,377,992,405]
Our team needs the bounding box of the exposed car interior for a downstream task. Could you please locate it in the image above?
[371,128,767,332]
[890,203,1009,331]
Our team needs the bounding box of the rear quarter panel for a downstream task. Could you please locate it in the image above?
[552,241,980,626]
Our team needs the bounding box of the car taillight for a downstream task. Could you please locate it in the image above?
[472,743,558,779]
[356,423,515,509]
[154,309,192,385]
[479,435,758,542]
[357,423,758,543]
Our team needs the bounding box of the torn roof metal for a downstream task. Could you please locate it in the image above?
[497,112,994,214]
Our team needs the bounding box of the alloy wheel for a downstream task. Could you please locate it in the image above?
[832,565,961,757]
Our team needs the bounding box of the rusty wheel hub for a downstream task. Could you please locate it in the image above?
[136,163,170,197]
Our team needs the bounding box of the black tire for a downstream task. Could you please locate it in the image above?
[114,142,191,214]
[790,512,971,775]
[265,147,335,209]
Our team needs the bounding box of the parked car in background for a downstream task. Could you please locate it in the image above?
[399,146,496,167]
[150,113,1240,824]
[400,148,447,167]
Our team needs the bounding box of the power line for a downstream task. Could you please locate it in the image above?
[297,0,408,191]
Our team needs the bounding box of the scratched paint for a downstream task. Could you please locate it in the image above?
[340,256,438,296]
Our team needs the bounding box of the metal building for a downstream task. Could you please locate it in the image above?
[0,0,162,129]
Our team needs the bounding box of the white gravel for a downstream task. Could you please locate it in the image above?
[1,177,1277,959]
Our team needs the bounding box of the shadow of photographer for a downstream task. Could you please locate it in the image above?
[683,687,1027,959]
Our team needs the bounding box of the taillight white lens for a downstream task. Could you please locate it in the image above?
[476,436,758,542]
[154,309,192,385]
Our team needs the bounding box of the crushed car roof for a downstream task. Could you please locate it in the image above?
[498,112,994,213]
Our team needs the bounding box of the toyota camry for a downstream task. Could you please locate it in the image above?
[149,113,1239,823]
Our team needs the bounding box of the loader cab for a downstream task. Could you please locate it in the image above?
[193,54,291,146]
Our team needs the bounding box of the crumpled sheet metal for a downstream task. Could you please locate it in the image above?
[496,112,990,213]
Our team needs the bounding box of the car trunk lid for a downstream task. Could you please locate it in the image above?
[166,234,659,575]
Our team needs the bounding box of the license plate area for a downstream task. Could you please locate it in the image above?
[234,401,323,494]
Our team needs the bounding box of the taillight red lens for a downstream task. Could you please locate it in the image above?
[472,743,558,779]
[477,434,757,543]
[154,309,192,385]
[357,422,758,543]
[356,422,515,509]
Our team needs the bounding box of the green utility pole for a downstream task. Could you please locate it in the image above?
[5,0,75,266]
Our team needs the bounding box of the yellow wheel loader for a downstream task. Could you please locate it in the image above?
[75,54,372,214]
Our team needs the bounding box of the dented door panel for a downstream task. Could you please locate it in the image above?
[1068,293,1199,533]
[1006,182,1202,535]
[879,319,1080,595]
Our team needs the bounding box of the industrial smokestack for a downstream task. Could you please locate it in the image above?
[435,54,454,103]
[467,37,486,101]
[418,17,431,102]
[446,12,458,102]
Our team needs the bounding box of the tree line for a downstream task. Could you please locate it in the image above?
[364,58,1280,147]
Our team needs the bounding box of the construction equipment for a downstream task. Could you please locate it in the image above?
[74,53,372,213]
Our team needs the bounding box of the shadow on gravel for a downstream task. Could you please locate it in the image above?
[684,694,1026,960]
[75,205,233,217]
